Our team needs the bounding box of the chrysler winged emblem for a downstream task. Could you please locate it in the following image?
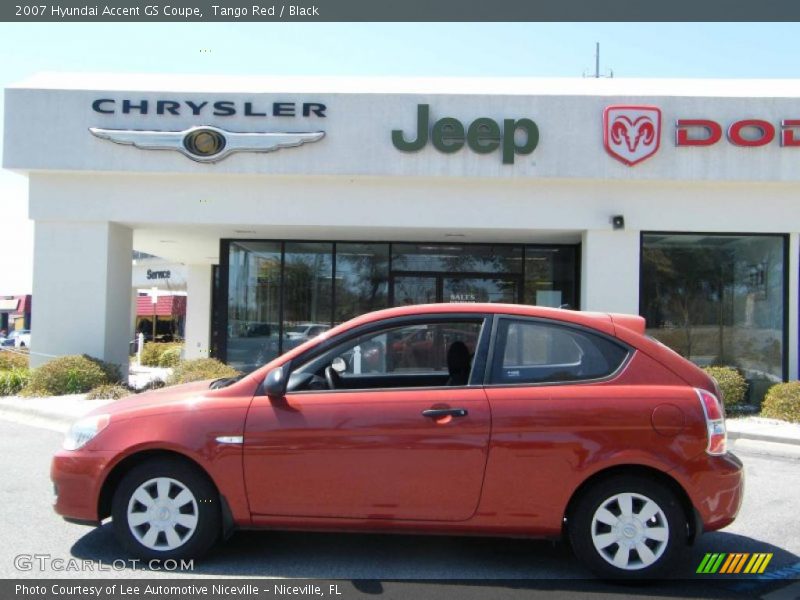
[603,105,662,167]
[89,125,325,163]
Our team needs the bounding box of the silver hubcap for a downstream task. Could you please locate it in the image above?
[590,492,669,570]
[127,477,199,551]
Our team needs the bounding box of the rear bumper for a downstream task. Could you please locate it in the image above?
[677,451,744,532]
[51,449,116,524]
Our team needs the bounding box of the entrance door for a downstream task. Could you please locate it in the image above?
[443,276,519,304]
[391,273,521,305]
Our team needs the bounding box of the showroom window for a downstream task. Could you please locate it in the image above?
[641,233,787,404]
[221,240,580,372]
[335,243,390,322]
[283,242,334,352]
[524,246,579,309]
[225,241,282,372]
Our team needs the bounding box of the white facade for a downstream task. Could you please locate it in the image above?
[3,74,799,380]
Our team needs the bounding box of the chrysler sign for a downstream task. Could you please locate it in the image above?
[92,99,327,118]
[90,98,327,162]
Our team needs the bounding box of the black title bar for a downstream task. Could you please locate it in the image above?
[4,0,800,22]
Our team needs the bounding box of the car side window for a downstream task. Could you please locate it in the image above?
[490,319,629,385]
[288,320,483,392]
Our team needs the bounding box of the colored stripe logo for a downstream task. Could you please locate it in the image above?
[697,553,773,574]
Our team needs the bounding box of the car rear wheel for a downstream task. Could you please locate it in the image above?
[111,457,220,560]
[568,475,687,579]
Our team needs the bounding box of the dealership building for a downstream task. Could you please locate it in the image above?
[3,74,799,402]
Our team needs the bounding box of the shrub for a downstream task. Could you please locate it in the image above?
[761,382,800,423]
[82,354,122,384]
[24,355,111,396]
[703,366,748,407]
[157,345,183,368]
[167,358,239,386]
[0,368,31,396]
[0,350,29,371]
[140,342,183,367]
[86,384,132,400]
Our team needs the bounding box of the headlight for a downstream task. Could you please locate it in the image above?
[63,414,110,451]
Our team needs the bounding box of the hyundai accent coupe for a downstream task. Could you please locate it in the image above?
[51,303,743,578]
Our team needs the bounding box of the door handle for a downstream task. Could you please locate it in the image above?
[422,408,468,418]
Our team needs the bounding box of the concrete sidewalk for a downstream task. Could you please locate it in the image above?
[0,394,112,431]
[0,393,798,458]
[726,416,800,459]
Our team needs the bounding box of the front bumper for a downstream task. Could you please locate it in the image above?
[51,449,116,524]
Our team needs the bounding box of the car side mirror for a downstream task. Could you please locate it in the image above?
[263,365,289,399]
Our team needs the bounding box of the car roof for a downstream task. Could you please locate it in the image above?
[334,303,618,336]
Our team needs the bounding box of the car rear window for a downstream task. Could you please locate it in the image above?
[490,319,629,385]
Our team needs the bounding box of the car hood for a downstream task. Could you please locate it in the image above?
[85,380,217,422]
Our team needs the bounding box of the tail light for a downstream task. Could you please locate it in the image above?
[696,388,727,455]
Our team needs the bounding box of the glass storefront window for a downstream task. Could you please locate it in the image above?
[524,246,579,309]
[335,243,389,323]
[224,240,580,372]
[283,243,334,350]
[641,234,786,404]
[226,241,281,372]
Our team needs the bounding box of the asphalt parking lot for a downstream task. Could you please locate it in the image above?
[0,418,798,599]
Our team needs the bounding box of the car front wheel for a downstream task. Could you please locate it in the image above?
[568,475,687,578]
[111,457,221,560]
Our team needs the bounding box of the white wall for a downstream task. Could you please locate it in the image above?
[184,264,212,360]
[7,83,800,183]
[25,173,800,238]
[581,229,640,315]
[31,221,132,373]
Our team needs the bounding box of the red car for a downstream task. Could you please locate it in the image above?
[51,303,743,578]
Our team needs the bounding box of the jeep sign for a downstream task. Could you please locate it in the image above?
[392,104,539,164]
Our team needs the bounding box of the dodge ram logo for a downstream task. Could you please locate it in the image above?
[603,105,662,166]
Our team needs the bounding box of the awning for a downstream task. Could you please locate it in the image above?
[15,295,30,315]
[136,295,187,317]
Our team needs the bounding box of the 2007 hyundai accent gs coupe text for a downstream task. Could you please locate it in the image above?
[51,303,743,578]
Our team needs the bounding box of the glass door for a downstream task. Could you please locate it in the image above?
[443,276,519,304]
[390,273,521,305]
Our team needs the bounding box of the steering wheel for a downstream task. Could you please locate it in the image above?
[325,366,343,390]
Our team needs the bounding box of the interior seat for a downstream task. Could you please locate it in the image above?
[446,341,471,386]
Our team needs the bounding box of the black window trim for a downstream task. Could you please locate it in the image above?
[259,312,494,396]
[482,315,634,388]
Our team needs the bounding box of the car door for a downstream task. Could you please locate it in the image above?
[243,317,492,522]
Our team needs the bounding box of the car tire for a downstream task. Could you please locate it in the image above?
[111,457,221,560]
[568,475,687,579]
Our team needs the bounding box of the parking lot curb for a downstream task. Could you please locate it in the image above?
[727,430,800,447]
[0,396,112,431]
